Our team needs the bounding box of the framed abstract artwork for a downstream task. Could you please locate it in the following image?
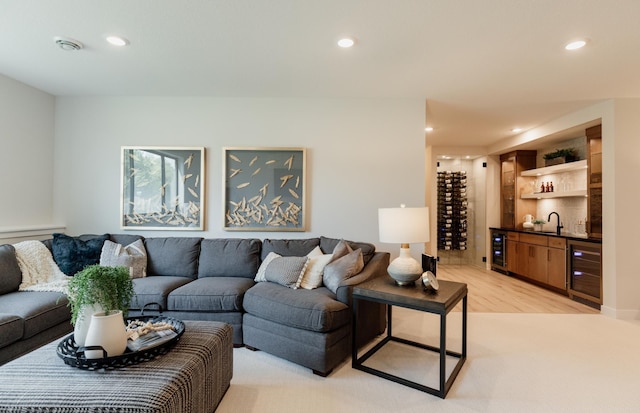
[120,146,205,230]
[223,147,306,231]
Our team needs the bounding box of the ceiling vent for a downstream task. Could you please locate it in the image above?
[54,36,83,51]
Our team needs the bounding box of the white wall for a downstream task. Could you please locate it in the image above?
[0,74,56,232]
[53,97,425,256]
[608,99,640,318]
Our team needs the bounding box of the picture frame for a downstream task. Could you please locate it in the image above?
[120,146,205,230]
[223,147,306,231]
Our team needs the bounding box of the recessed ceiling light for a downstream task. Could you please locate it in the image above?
[337,37,355,48]
[565,40,586,50]
[425,127,434,132]
[106,35,129,47]
[511,127,523,133]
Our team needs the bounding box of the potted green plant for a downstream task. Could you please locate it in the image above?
[543,148,577,166]
[532,219,546,232]
[67,265,134,349]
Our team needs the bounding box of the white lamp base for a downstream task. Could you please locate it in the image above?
[387,246,423,285]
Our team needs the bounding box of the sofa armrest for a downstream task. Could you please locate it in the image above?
[335,251,390,306]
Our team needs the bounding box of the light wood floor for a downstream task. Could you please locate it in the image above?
[438,264,599,314]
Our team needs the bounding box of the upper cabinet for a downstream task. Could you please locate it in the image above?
[586,125,602,238]
[500,150,536,229]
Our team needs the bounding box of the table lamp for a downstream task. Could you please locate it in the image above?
[378,205,430,285]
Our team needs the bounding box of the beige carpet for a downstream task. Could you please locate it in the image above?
[217,309,640,412]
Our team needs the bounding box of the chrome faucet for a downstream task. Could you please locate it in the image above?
[548,212,563,236]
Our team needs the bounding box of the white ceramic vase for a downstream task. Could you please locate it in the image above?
[84,310,128,359]
[73,304,103,347]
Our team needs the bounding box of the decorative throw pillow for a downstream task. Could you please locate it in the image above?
[255,252,281,282]
[323,248,364,294]
[330,239,353,262]
[100,239,147,278]
[299,246,333,290]
[52,233,109,276]
[264,256,310,289]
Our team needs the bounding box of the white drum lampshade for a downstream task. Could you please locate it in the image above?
[378,206,430,285]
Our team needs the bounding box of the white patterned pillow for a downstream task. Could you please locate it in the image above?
[265,256,310,289]
[299,246,333,290]
[99,239,147,278]
[255,252,281,282]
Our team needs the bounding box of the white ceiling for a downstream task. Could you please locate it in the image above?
[2,0,639,147]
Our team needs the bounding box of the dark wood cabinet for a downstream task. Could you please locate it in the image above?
[586,125,602,238]
[503,231,567,292]
[500,151,537,229]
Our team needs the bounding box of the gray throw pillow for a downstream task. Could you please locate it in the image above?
[264,256,309,289]
[323,248,364,294]
[330,239,353,262]
[100,239,147,278]
[255,252,281,282]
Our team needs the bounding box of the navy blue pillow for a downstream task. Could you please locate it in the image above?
[52,233,109,276]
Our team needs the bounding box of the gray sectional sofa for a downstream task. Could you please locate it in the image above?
[0,244,72,365]
[0,233,389,376]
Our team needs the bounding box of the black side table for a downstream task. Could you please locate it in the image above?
[352,276,468,398]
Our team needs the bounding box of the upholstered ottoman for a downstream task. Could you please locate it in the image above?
[0,320,233,413]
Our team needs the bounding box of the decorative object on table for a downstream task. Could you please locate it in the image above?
[378,205,430,285]
[223,147,306,231]
[421,271,439,291]
[84,310,128,358]
[532,219,546,232]
[120,147,205,230]
[66,265,134,347]
[436,170,468,251]
[422,253,437,275]
[57,316,185,369]
[523,214,535,230]
[543,148,577,166]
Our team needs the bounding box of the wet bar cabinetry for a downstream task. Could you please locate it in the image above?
[500,151,537,229]
[568,240,602,307]
[586,125,602,238]
[506,232,567,291]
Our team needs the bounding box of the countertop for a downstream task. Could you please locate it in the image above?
[489,227,602,244]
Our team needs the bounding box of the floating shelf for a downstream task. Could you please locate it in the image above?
[521,160,588,177]
[521,189,587,199]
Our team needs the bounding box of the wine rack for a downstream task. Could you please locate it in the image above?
[437,171,468,251]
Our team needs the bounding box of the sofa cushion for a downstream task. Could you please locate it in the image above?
[168,277,255,312]
[144,238,201,278]
[130,276,193,310]
[100,239,147,278]
[0,314,23,348]
[243,282,350,333]
[320,236,376,266]
[0,244,22,295]
[323,249,365,294]
[52,233,109,276]
[198,238,261,279]
[0,292,70,339]
[261,238,320,260]
[264,256,309,289]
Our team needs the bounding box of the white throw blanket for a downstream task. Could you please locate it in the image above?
[14,240,71,293]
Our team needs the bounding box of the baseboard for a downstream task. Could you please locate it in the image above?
[601,305,640,320]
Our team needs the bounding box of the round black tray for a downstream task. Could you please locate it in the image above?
[56,315,185,370]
